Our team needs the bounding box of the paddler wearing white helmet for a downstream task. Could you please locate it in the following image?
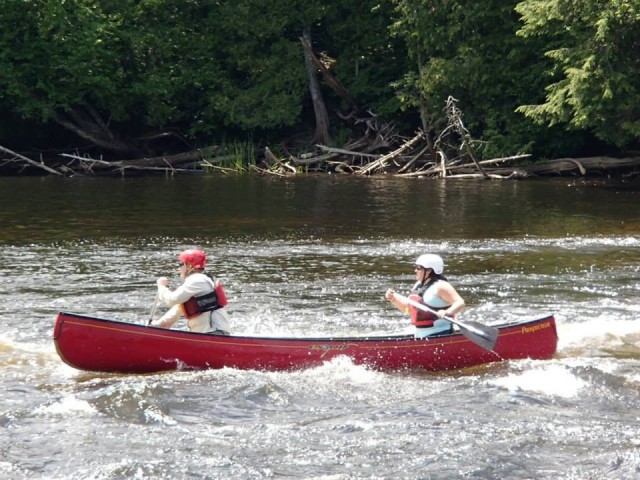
[385,254,465,338]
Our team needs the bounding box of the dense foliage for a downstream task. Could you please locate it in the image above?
[516,0,640,147]
[0,0,638,162]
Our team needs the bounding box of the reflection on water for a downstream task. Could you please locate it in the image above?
[1,175,640,479]
[2,175,640,244]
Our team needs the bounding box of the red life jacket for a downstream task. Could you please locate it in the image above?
[408,279,450,328]
[181,279,228,320]
[408,293,438,327]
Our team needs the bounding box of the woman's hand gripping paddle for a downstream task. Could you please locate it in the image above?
[394,293,499,351]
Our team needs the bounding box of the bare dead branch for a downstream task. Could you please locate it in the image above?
[0,145,63,175]
[397,144,431,174]
[316,145,379,158]
[357,130,425,175]
[444,96,490,179]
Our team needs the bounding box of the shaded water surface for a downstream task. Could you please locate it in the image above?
[1,175,639,479]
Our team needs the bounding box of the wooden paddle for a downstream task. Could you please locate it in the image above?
[394,293,499,351]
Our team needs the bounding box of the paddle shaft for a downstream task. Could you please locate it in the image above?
[393,292,499,351]
[397,293,470,330]
[148,292,159,325]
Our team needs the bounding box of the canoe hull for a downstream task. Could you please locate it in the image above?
[53,312,558,374]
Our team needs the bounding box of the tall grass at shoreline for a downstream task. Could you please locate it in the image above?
[202,139,256,172]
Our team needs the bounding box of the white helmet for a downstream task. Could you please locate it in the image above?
[415,254,444,274]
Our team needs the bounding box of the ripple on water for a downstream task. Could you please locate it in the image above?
[2,177,640,478]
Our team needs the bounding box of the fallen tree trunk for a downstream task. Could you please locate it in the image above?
[422,154,532,176]
[412,156,640,179]
[0,145,63,175]
[59,147,220,174]
[524,156,640,175]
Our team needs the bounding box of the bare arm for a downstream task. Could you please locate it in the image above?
[434,282,465,318]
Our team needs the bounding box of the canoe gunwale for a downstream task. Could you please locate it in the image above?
[54,311,555,343]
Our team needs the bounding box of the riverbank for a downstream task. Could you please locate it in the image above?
[3,140,640,179]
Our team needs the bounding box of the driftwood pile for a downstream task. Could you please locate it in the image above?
[2,96,640,178]
[259,97,640,179]
[261,133,640,179]
[4,139,639,179]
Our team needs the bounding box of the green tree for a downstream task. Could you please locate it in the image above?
[390,0,594,157]
[516,0,640,148]
[0,0,135,152]
[0,0,406,156]
[0,0,311,155]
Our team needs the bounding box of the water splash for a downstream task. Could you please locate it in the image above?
[490,364,587,398]
[35,395,97,416]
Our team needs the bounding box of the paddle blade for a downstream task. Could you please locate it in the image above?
[456,321,499,351]
[391,292,499,351]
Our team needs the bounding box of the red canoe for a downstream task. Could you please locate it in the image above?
[53,312,558,374]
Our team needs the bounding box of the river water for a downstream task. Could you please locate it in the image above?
[1,175,639,479]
